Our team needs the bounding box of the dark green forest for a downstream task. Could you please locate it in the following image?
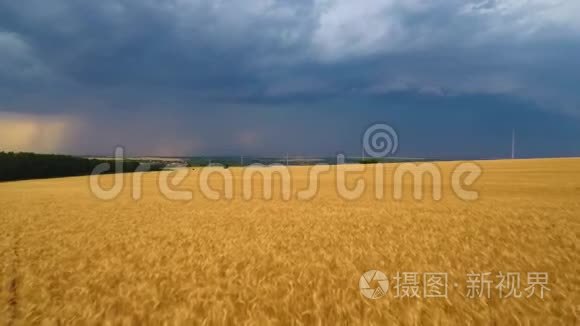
[0,152,141,182]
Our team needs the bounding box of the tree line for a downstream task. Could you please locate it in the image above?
[0,152,141,182]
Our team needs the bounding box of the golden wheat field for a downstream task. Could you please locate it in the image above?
[1,158,579,325]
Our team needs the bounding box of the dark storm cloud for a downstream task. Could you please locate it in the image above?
[0,0,576,101]
[0,0,320,93]
[0,0,579,156]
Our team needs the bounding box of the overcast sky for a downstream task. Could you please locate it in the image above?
[1,0,579,158]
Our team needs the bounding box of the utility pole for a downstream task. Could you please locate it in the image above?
[241,155,244,166]
[511,129,516,159]
[286,153,289,166]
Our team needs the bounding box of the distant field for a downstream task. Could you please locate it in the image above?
[86,156,186,162]
[1,158,579,324]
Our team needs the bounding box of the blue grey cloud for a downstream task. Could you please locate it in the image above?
[0,0,579,156]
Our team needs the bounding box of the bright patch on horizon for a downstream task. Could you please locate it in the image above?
[0,112,76,153]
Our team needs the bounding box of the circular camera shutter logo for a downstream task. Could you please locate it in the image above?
[359,270,389,299]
